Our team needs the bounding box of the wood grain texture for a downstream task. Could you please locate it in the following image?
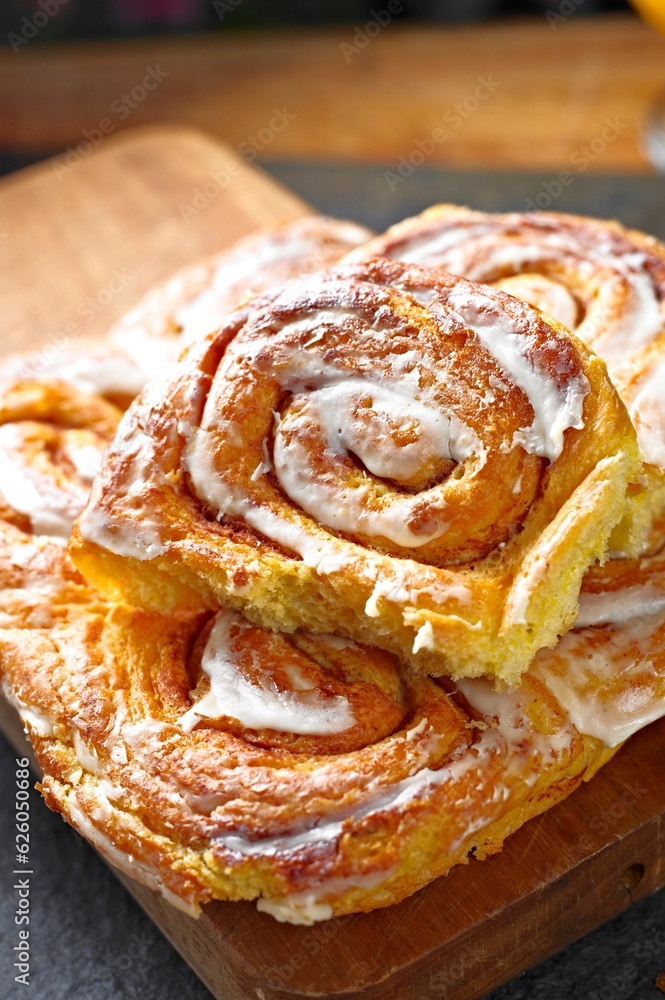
[0,128,664,1000]
[0,15,663,173]
[0,127,310,357]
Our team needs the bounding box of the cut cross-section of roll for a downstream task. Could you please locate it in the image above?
[71,259,640,682]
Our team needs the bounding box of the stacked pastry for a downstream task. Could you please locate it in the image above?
[1,209,664,925]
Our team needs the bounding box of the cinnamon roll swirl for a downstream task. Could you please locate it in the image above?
[347,206,665,555]
[0,342,146,411]
[71,259,640,682]
[0,379,120,626]
[0,362,657,926]
[0,576,617,924]
[109,216,374,382]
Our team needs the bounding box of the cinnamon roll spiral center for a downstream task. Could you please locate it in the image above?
[184,262,589,566]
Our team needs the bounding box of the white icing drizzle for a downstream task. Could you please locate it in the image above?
[589,265,663,374]
[313,634,359,650]
[173,238,337,349]
[65,792,200,917]
[412,620,435,654]
[386,217,663,425]
[390,223,493,264]
[250,437,272,482]
[576,584,665,627]
[184,302,489,555]
[446,239,559,283]
[405,717,429,741]
[533,566,665,746]
[112,219,372,379]
[0,424,85,538]
[256,868,395,925]
[9,542,39,568]
[364,574,470,619]
[445,285,587,462]
[257,895,333,925]
[67,444,104,481]
[274,377,480,547]
[90,261,596,603]
[627,354,665,470]
[494,273,579,332]
[48,352,145,398]
[2,681,55,737]
[72,730,103,775]
[536,606,665,746]
[1,347,146,398]
[215,676,571,862]
[79,421,167,560]
[179,610,355,736]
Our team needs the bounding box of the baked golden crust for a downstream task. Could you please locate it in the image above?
[109,216,374,382]
[72,259,640,683]
[346,205,665,555]
[1,591,619,923]
[0,360,661,925]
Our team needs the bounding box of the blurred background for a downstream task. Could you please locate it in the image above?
[0,0,634,37]
[1,0,663,226]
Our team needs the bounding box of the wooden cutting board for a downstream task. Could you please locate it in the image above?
[1,126,664,1000]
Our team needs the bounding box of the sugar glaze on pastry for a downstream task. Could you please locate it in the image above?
[179,609,356,735]
[347,206,665,555]
[73,259,640,683]
[110,216,375,381]
[0,342,146,409]
[0,355,658,927]
[534,552,665,745]
[0,422,106,539]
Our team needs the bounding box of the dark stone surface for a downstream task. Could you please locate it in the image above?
[1,157,664,999]
[263,159,665,240]
[2,152,663,238]
[0,734,212,1000]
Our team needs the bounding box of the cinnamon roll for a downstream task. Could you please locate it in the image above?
[0,379,121,630]
[534,545,665,746]
[346,206,665,555]
[109,216,374,382]
[71,259,640,682]
[0,364,658,926]
[0,573,618,924]
[0,341,146,411]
